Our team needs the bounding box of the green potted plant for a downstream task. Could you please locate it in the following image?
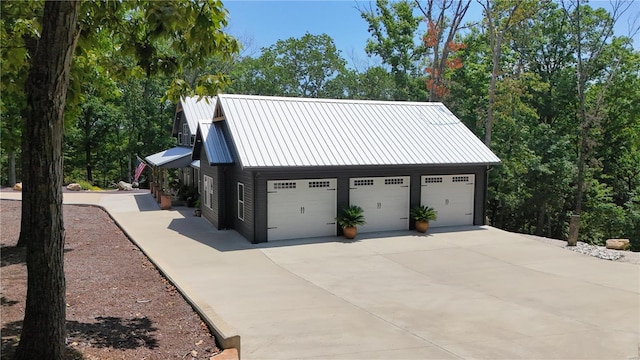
[410,205,437,233]
[335,205,365,239]
[194,198,202,217]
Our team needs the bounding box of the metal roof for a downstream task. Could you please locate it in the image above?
[216,94,500,168]
[190,160,200,169]
[197,120,234,165]
[145,146,192,168]
[180,96,216,134]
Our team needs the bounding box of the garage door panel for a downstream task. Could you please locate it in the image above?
[268,179,337,241]
[350,177,409,233]
[421,175,474,227]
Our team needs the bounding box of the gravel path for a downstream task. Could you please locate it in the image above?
[521,234,640,265]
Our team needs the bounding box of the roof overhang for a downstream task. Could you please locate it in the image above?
[145,146,192,168]
[190,160,200,169]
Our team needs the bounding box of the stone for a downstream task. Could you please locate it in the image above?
[66,183,82,191]
[605,239,630,251]
[117,181,133,191]
[12,182,22,191]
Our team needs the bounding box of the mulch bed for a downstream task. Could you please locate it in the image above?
[0,200,220,359]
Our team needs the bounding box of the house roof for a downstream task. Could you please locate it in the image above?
[145,146,193,168]
[192,120,234,165]
[177,96,216,135]
[215,94,500,169]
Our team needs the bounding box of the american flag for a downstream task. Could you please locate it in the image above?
[134,157,147,182]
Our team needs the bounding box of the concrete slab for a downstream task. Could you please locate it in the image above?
[2,190,638,359]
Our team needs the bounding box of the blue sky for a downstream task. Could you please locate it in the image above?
[223,0,639,69]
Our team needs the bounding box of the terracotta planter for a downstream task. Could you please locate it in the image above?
[160,193,172,210]
[343,226,357,240]
[415,221,429,233]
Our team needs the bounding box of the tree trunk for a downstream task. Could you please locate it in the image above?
[8,150,16,187]
[85,140,92,182]
[14,1,80,359]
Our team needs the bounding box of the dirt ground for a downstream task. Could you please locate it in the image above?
[0,200,220,359]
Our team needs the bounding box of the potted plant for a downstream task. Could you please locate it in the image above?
[194,198,202,217]
[335,205,365,239]
[410,205,437,233]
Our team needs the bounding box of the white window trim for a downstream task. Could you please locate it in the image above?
[203,175,213,209]
[238,182,245,221]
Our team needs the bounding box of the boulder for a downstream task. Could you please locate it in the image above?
[117,181,133,191]
[66,183,82,191]
[605,239,630,251]
[12,182,22,191]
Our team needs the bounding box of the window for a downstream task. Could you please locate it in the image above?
[274,182,296,189]
[424,177,443,184]
[308,181,330,188]
[354,179,374,186]
[203,175,214,209]
[182,123,190,145]
[384,178,404,185]
[238,183,245,221]
[452,176,470,183]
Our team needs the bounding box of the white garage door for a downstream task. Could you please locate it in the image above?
[421,174,475,227]
[349,176,410,233]
[267,179,337,241]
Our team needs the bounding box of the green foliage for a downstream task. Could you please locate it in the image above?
[336,205,366,228]
[360,0,427,100]
[228,33,346,98]
[410,206,437,222]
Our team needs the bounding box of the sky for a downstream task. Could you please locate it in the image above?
[222,0,639,69]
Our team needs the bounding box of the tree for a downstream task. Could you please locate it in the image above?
[415,0,471,101]
[478,0,541,147]
[14,2,80,358]
[0,1,41,186]
[360,0,428,100]
[11,0,239,357]
[228,33,347,98]
[561,0,630,245]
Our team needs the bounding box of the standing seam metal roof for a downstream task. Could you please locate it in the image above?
[216,94,501,168]
[180,96,217,135]
[198,120,233,165]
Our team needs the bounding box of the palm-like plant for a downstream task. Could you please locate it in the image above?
[410,205,437,222]
[335,205,366,228]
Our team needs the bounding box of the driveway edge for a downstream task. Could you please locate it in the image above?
[91,202,242,358]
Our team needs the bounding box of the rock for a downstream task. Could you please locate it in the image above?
[605,239,630,251]
[117,181,133,191]
[12,182,22,191]
[66,183,82,191]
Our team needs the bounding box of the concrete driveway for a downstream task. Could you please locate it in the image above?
[2,190,638,359]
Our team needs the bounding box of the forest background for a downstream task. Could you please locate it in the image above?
[2,0,639,248]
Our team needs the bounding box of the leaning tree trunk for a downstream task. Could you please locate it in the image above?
[14,1,80,359]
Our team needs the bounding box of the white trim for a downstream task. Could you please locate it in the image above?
[238,182,245,221]
[203,175,214,209]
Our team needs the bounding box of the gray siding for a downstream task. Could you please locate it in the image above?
[200,147,224,229]
[224,165,254,241]
[252,165,488,243]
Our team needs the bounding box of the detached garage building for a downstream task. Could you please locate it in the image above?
[192,94,500,243]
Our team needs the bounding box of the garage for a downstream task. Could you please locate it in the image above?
[421,174,475,227]
[349,176,410,233]
[267,179,337,241]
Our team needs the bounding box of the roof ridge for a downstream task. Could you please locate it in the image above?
[218,93,444,106]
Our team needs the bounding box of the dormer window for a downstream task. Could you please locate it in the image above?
[182,123,190,145]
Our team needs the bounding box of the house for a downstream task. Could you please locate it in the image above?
[145,96,216,192]
[193,94,501,243]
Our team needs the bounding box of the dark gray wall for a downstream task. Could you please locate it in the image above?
[200,148,223,229]
[224,165,254,241]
